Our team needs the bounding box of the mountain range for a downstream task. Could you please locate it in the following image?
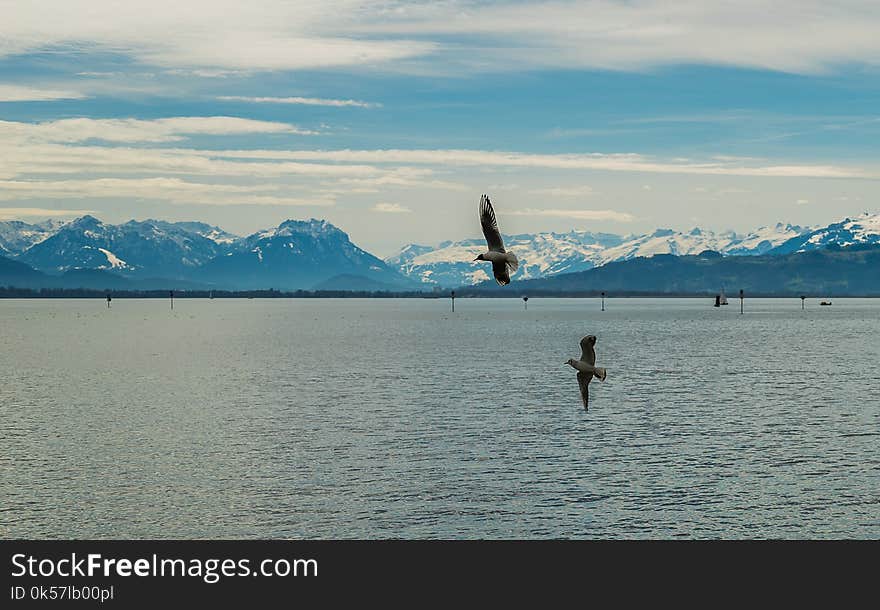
[491,244,880,296]
[0,215,413,291]
[1,211,879,292]
[387,222,810,287]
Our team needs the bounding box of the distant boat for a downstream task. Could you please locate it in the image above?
[820,300,832,306]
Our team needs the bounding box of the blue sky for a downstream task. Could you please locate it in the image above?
[2,1,880,255]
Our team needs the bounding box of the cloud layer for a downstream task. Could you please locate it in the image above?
[4,1,880,74]
[0,116,312,143]
[509,208,636,222]
[218,96,379,108]
[0,85,87,102]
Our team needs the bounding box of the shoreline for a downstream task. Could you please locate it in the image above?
[0,288,874,299]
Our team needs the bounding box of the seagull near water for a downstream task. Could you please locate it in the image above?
[473,194,519,286]
[566,335,607,410]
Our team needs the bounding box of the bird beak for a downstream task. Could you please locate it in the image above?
[473,256,479,261]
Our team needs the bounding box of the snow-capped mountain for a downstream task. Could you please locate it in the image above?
[387,222,811,287]
[388,231,624,286]
[19,215,233,278]
[597,223,807,264]
[724,223,808,255]
[198,218,413,290]
[1,210,876,291]
[0,219,68,255]
[161,220,239,245]
[768,213,880,255]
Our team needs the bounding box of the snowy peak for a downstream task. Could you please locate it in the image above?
[727,222,807,255]
[385,244,435,266]
[769,212,880,255]
[201,218,412,290]
[275,218,345,239]
[0,220,64,255]
[386,230,626,287]
[150,220,240,245]
[18,216,228,276]
[388,221,817,287]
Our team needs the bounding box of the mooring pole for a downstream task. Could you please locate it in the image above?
[451,290,455,313]
[523,296,529,310]
[170,290,174,310]
[801,295,805,310]
[739,289,744,315]
[106,293,111,308]
[601,291,605,312]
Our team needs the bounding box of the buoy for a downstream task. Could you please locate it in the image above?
[739,289,744,315]
[523,296,529,310]
[450,290,455,313]
[801,295,805,310]
[601,291,606,312]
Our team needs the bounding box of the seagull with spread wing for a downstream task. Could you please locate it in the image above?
[566,335,607,410]
[473,194,519,286]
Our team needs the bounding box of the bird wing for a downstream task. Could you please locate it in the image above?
[491,260,511,286]
[579,336,596,365]
[479,194,506,253]
[576,371,591,409]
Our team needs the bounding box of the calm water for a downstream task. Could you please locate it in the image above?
[1,297,878,539]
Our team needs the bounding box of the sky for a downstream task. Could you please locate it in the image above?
[2,0,880,256]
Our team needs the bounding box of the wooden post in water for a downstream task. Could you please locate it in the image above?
[170,290,174,310]
[450,290,455,313]
[801,295,805,310]
[523,296,529,310]
[739,289,744,315]
[601,291,606,312]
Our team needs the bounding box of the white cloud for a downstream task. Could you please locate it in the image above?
[200,148,872,178]
[530,185,594,197]
[0,85,86,102]
[0,178,334,206]
[371,202,411,213]
[218,95,379,108]
[509,208,636,222]
[0,207,94,219]
[4,1,880,74]
[0,116,313,143]
[0,1,433,71]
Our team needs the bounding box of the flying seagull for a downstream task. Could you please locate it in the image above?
[473,194,519,286]
[566,335,607,410]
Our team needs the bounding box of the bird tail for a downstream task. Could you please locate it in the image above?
[506,252,519,274]
[593,367,607,381]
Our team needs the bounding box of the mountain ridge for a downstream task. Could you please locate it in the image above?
[2,210,879,291]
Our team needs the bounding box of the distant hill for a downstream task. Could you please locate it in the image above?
[0,255,208,291]
[497,245,880,296]
[311,273,405,291]
[0,254,50,288]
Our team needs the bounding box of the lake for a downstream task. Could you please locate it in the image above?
[1,297,878,538]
